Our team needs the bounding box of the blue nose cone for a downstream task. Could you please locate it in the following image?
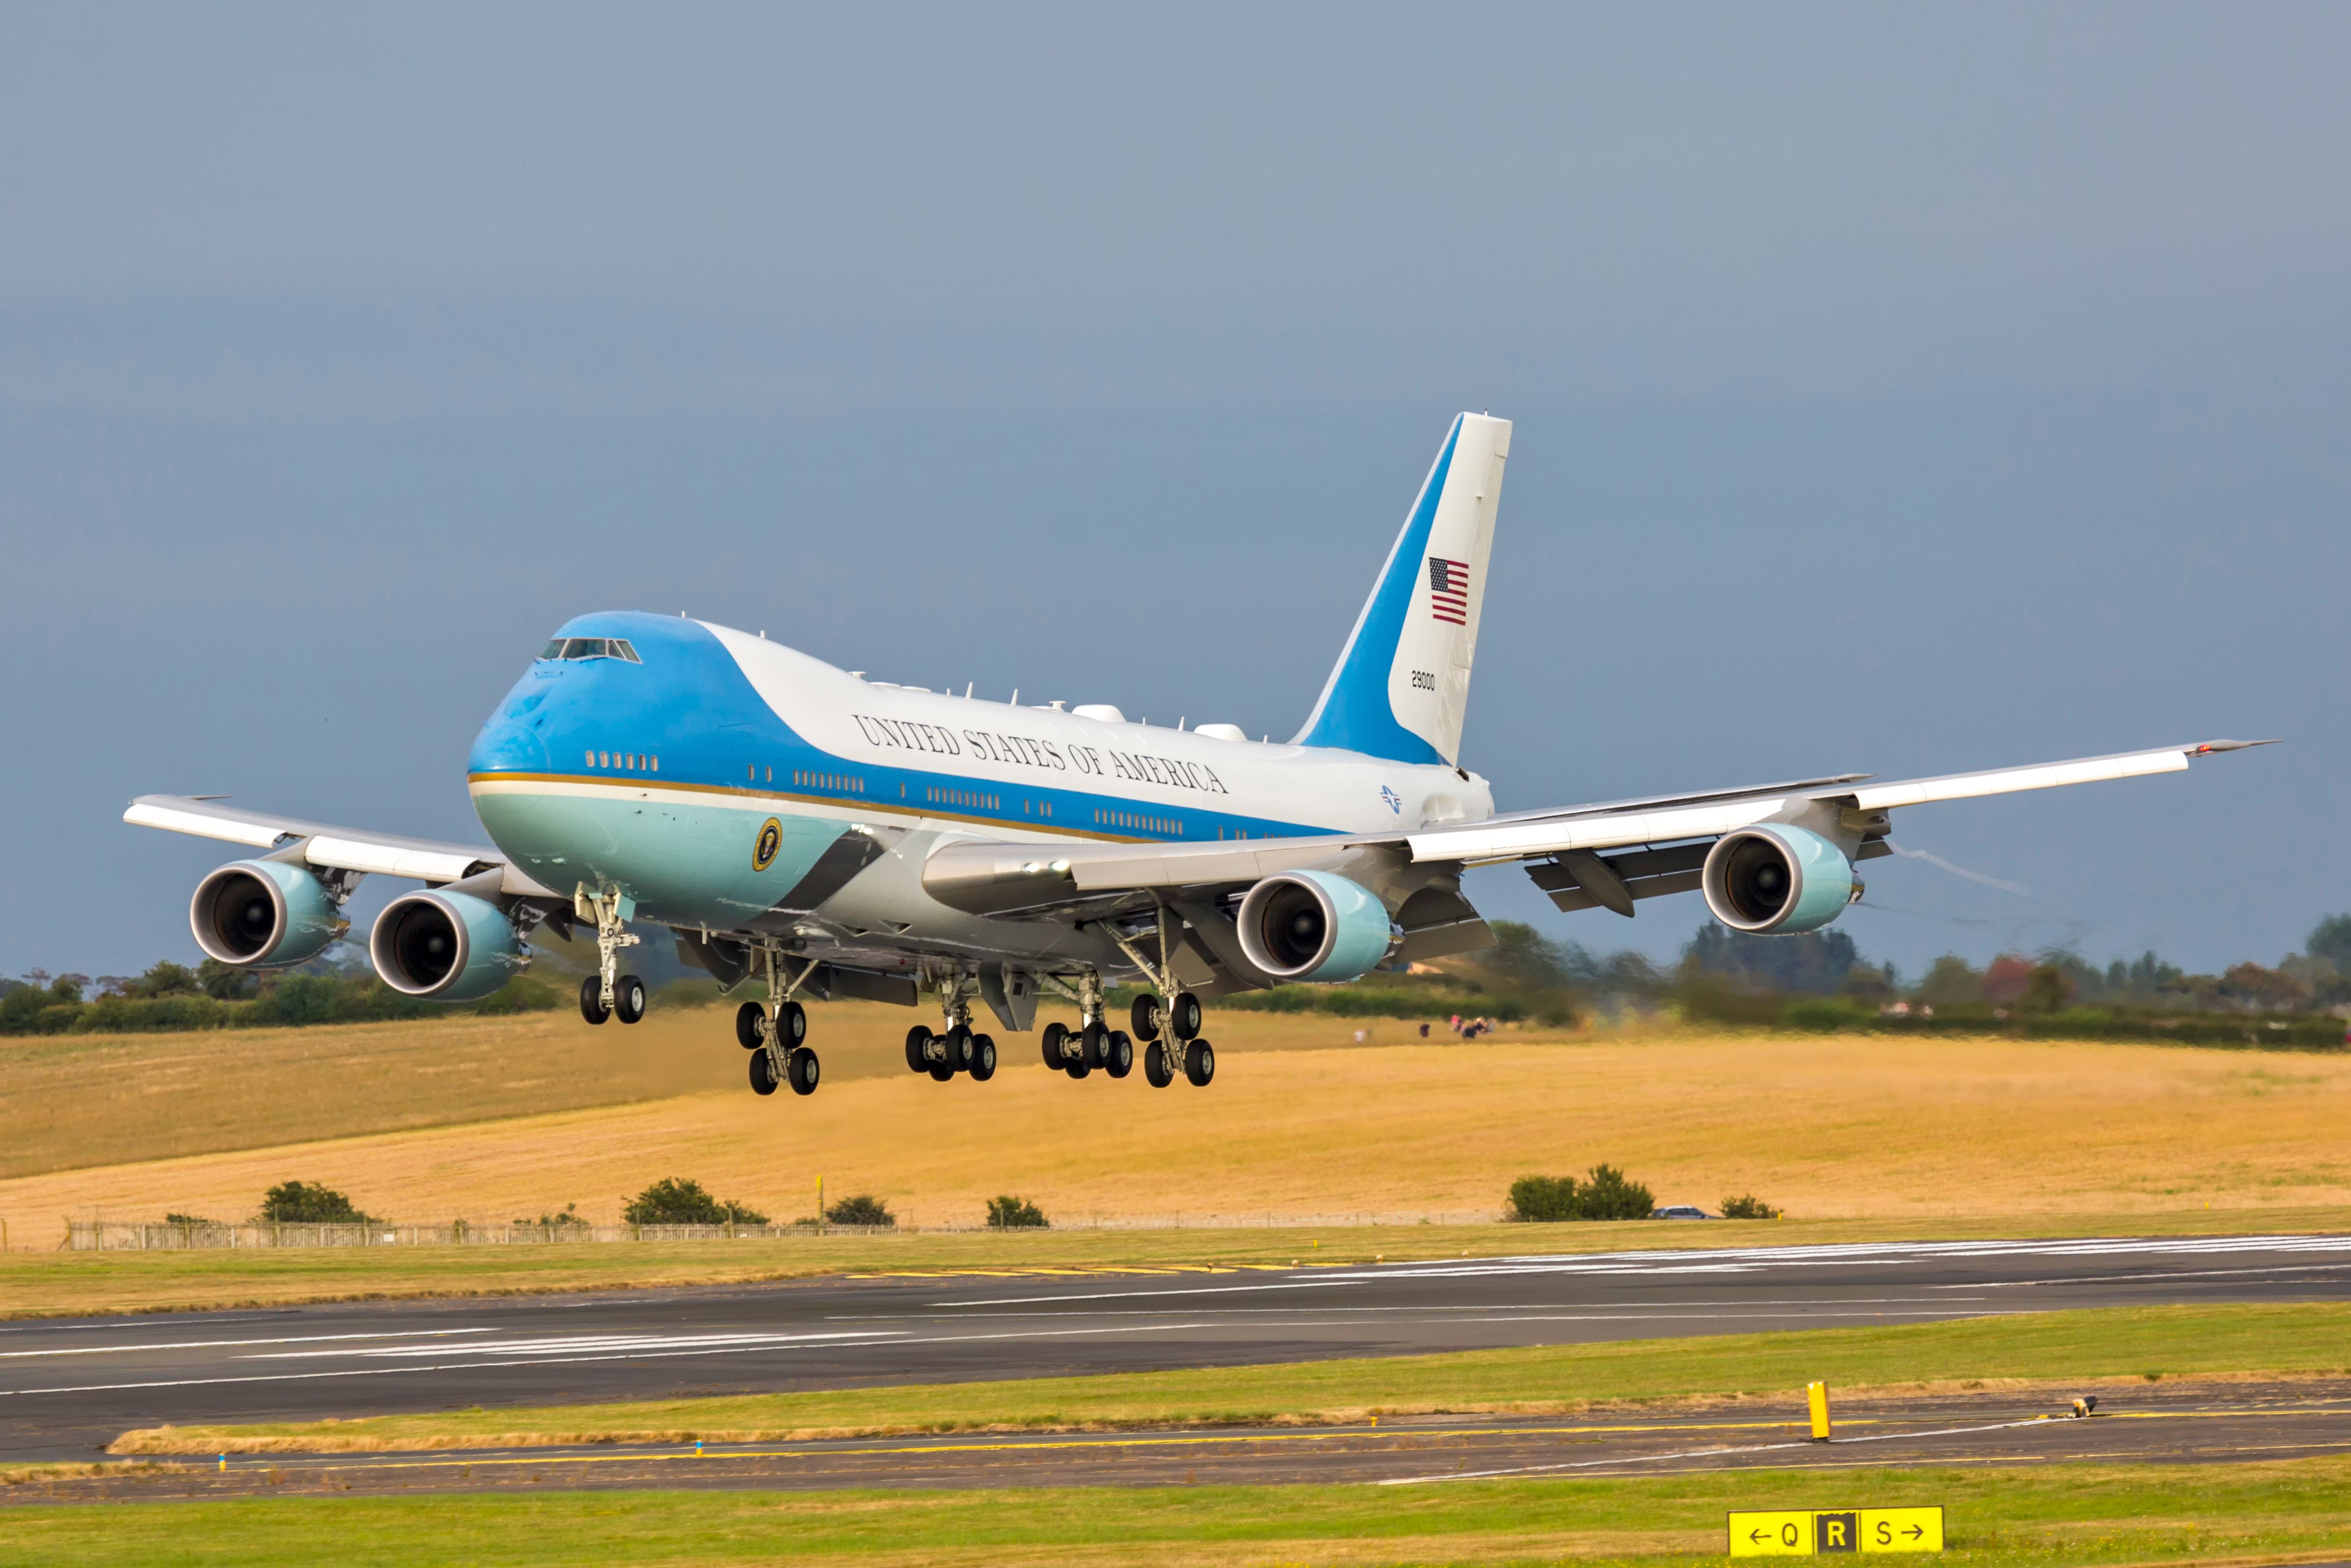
[470,672,558,775]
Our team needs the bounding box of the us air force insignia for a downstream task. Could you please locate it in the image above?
[753,817,783,872]
[1380,785,1403,814]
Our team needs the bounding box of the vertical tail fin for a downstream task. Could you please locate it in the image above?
[1292,413,1510,767]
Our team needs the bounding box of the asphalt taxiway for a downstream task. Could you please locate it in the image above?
[5,1232,2348,1476]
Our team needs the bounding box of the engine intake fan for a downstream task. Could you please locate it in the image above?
[189,860,347,968]
[1700,825,1858,935]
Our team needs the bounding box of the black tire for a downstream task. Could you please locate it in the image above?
[1128,994,1160,1043]
[1041,1020,1068,1069]
[776,1000,807,1047]
[969,1034,997,1081]
[748,1050,780,1095]
[1080,1021,1106,1070]
[1103,1029,1133,1078]
[1144,1041,1175,1088]
[1171,991,1202,1042]
[580,975,610,1025]
[945,1025,973,1072]
[929,1058,955,1082]
[1067,1060,1091,1079]
[787,1046,820,1096]
[906,1025,933,1073]
[1183,1037,1215,1087]
[614,974,648,1024]
[738,1002,767,1049]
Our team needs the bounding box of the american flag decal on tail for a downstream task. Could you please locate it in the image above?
[1427,556,1469,625]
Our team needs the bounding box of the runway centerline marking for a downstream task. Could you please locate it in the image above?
[0,1320,1222,1399]
[0,1329,499,1360]
[940,1279,1366,1307]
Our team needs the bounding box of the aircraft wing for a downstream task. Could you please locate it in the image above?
[123,794,560,897]
[922,740,2272,923]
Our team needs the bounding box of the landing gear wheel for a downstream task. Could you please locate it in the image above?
[944,1025,973,1072]
[1079,1021,1107,1070]
[775,1000,806,1048]
[1183,1038,1216,1087]
[748,1050,780,1095]
[1040,1020,1069,1070]
[613,974,648,1024]
[928,1057,956,1082]
[1170,991,1202,1042]
[580,975,611,1025]
[969,1034,997,1081]
[1103,1029,1133,1078]
[1129,995,1161,1043]
[738,1002,768,1049]
[1067,1060,1091,1079]
[906,1025,934,1073]
[1144,1041,1175,1088]
[786,1046,820,1096]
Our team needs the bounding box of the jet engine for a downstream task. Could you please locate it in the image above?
[1236,870,1396,983]
[189,860,347,968]
[369,890,527,1001]
[1700,825,1858,935]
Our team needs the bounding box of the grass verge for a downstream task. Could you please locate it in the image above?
[16,1207,2351,1321]
[12,1461,2351,1566]
[114,1301,2351,1454]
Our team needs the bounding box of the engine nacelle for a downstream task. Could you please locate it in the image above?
[369,890,527,1001]
[190,860,347,968]
[1236,870,1395,983]
[1701,824,1857,935]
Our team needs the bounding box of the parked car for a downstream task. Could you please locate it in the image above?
[1651,1205,1715,1220]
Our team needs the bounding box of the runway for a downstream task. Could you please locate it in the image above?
[5,1231,2348,1474]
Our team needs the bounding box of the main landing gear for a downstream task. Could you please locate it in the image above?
[736,945,819,1098]
[905,967,997,1084]
[1042,953,1213,1089]
[576,885,647,1027]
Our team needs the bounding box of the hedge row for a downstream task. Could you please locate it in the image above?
[0,975,563,1036]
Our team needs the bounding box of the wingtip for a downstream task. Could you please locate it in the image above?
[2188,738,2281,756]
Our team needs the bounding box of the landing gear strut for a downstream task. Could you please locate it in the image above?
[1100,907,1212,1089]
[737,944,819,1097]
[1041,970,1129,1080]
[905,967,997,1083]
[575,884,645,1026]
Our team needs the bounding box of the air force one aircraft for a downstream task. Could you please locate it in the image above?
[127,413,2268,1097]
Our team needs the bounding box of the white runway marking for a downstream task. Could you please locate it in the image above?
[0,1329,498,1361]
[0,1320,1218,1399]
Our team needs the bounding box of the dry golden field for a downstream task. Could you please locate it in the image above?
[3,1001,2349,1237]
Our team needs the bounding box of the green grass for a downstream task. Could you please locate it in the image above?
[19,1205,2351,1321]
[117,1301,2351,1453]
[10,1461,2351,1566]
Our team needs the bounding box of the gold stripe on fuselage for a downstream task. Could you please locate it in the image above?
[464,770,1163,844]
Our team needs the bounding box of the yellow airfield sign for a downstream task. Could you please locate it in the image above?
[1728,1506,1944,1555]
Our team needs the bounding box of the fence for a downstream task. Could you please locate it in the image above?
[57,1212,1505,1251]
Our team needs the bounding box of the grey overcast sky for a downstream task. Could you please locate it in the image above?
[2,3,2344,980]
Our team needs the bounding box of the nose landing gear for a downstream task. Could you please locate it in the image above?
[576,884,645,1026]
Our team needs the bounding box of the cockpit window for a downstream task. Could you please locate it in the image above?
[543,637,643,664]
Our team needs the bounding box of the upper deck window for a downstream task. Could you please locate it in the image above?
[541,637,642,663]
